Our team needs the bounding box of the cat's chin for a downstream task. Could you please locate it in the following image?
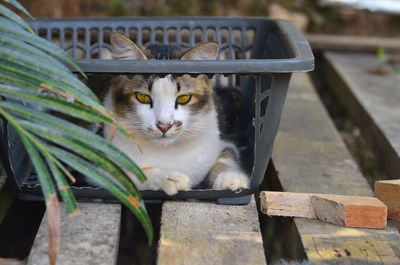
[149,135,179,146]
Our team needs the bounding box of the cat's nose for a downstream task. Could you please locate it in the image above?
[157,121,172,134]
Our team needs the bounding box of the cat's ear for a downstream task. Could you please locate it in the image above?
[110,32,147,60]
[180,42,219,60]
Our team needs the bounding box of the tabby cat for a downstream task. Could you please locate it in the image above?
[103,32,248,195]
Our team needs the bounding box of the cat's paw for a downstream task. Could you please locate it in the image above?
[213,171,249,191]
[162,172,191,196]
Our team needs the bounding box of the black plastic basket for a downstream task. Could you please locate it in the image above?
[0,17,314,204]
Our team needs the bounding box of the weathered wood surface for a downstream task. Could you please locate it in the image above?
[260,191,316,219]
[0,258,26,265]
[297,220,400,264]
[0,159,16,225]
[157,198,266,265]
[27,203,121,265]
[260,191,387,229]
[307,34,400,53]
[270,73,400,264]
[311,194,387,229]
[321,51,400,180]
[375,179,400,219]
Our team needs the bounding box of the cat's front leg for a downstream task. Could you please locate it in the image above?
[141,167,191,195]
[209,146,249,191]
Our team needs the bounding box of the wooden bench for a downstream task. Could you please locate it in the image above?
[25,198,265,265]
[321,51,400,180]
[267,72,400,264]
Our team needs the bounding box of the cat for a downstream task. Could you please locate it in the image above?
[102,32,248,195]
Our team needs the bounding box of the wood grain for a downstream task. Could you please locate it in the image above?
[157,198,266,265]
[321,52,400,180]
[260,191,387,229]
[375,179,400,220]
[27,203,121,265]
[260,191,315,219]
[298,220,400,265]
[311,194,387,229]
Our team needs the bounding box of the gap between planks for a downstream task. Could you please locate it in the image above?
[269,73,400,264]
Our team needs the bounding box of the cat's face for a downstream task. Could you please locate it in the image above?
[109,33,219,145]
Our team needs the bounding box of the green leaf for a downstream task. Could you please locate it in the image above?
[377,46,387,63]
[26,127,142,201]
[0,4,34,33]
[0,83,131,138]
[0,59,105,112]
[13,111,142,200]
[0,1,152,247]
[43,152,79,216]
[49,146,153,245]
[0,72,39,88]
[0,108,55,203]
[0,17,85,77]
[3,0,34,19]
[0,101,147,183]
[0,35,69,71]
[0,85,113,125]
[0,36,96,98]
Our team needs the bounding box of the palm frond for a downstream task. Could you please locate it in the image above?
[0,3,153,264]
[0,4,33,33]
[3,0,33,19]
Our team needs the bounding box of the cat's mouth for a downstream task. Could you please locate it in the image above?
[142,120,184,144]
[146,127,180,140]
[146,131,181,146]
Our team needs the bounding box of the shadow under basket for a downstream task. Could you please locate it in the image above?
[0,17,314,205]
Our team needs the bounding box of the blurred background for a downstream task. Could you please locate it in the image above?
[17,0,400,37]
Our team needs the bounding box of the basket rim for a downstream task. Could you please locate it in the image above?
[29,17,314,74]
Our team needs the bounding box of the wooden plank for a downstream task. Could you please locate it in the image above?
[273,74,372,196]
[307,34,400,53]
[375,179,400,219]
[270,73,400,264]
[0,258,25,265]
[260,191,315,219]
[0,159,16,225]
[298,220,400,265]
[157,198,266,265]
[260,191,387,229]
[311,194,387,229]
[27,203,121,265]
[321,51,400,180]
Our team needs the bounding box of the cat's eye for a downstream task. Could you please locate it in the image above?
[176,94,192,105]
[135,92,152,104]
